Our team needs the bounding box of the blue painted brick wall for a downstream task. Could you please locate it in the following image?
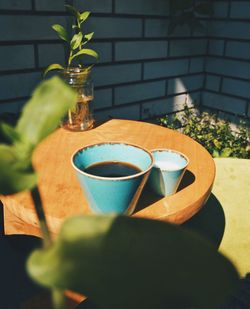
[0,0,32,10]
[0,0,249,121]
[115,41,168,61]
[0,0,206,119]
[204,0,250,118]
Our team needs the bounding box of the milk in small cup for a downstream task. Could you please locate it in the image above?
[148,149,189,197]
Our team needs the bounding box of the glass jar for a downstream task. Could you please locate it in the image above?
[61,67,94,131]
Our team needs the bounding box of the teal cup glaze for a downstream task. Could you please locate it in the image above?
[71,142,154,214]
[149,149,189,197]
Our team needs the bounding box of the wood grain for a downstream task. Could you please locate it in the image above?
[1,119,215,236]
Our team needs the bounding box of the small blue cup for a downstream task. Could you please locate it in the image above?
[148,149,189,197]
[71,142,154,214]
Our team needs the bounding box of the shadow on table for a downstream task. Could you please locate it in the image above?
[182,193,226,248]
[135,169,195,213]
[177,169,195,192]
[77,193,227,309]
[0,202,46,308]
[0,234,45,308]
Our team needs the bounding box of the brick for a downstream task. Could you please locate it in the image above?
[222,78,250,99]
[205,75,221,92]
[208,40,224,56]
[35,0,65,11]
[93,88,112,109]
[230,2,250,19]
[0,100,26,114]
[169,39,206,57]
[38,44,65,68]
[226,41,250,60]
[168,74,203,95]
[141,98,168,119]
[141,92,200,119]
[206,57,250,80]
[0,15,67,41]
[95,105,140,121]
[0,15,131,43]
[88,43,112,63]
[189,58,204,73]
[145,19,191,38]
[86,17,142,39]
[93,64,141,87]
[115,41,167,61]
[0,45,35,70]
[212,2,229,18]
[115,0,169,16]
[0,0,31,10]
[144,59,189,79]
[202,91,247,115]
[0,72,41,100]
[73,0,112,13]
[114,81,166,105]
[207,21,250,40]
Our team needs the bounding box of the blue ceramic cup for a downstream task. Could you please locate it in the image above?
[71,142,154,214]
[148,149,189,197]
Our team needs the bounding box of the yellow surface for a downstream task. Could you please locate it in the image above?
[214,158,250,277]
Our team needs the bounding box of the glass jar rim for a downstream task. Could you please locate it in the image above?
[63,67,90,77]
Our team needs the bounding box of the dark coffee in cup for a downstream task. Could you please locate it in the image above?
[84,161,141,178]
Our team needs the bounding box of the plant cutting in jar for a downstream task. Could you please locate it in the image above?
[44,4,98,75]
[44,4,99,132]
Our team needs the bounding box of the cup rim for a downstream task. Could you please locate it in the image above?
[71,141,155,181]
[150,148,189,171]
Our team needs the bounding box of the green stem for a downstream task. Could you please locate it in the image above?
[31,186,52,248]
[52,289,68,309]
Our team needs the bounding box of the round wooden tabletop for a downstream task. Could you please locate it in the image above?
[1,119,215,237]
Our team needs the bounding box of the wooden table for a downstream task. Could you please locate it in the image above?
[1,119,215,237]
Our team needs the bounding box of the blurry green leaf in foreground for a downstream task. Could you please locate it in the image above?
[0,145,37,194]
[27,215,239,309]
[0,122,21,144]
[0,77,77,195]
[16,76,77,147]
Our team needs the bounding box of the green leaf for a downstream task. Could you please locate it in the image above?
[70,32,83,50]
[213,139,221,149]
[80,11,91,23]
[16,77,77,147]
[220,148,232,158]
[72,24,79,30]
[65,4,80,20]
[213,150,220,158]
[0,122,21,144]
[43,63,64,77]
[52,24,68,42]
[71,49,98,61]
[195,3,214,16]
[27,215,239,309]
[0,145,37,195]
[84,32,94,43]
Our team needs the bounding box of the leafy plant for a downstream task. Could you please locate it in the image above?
[44,4,98,76]
[27,215,239,309]
[0,76,77,265]
[159,105,250,159]
[0,81,240,309]
[169,0,214,34]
